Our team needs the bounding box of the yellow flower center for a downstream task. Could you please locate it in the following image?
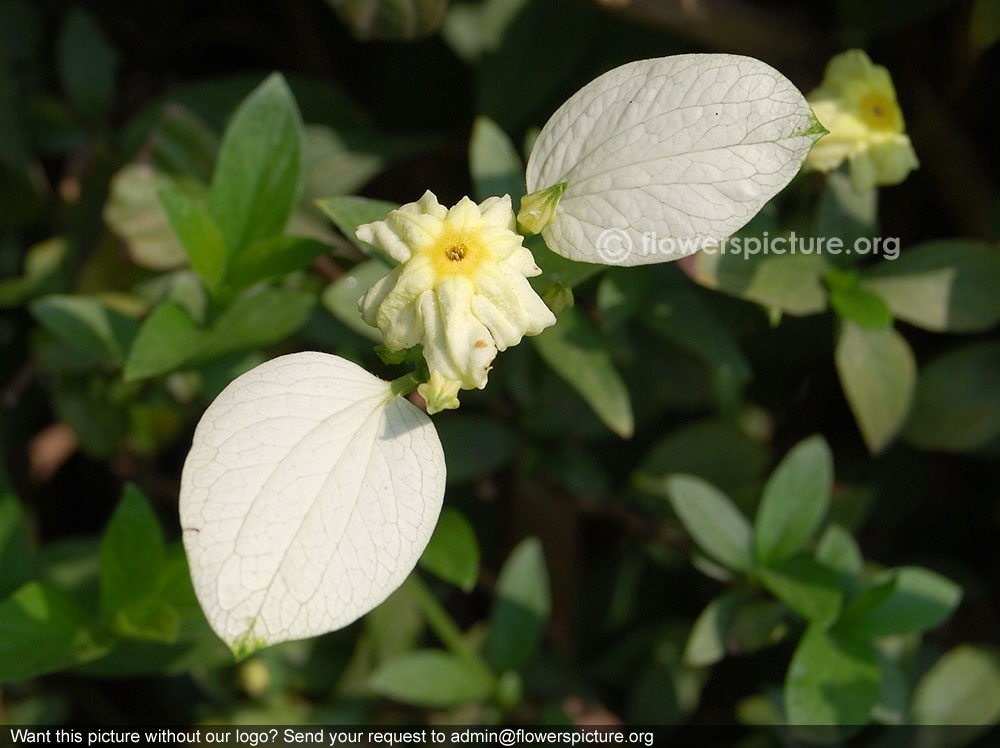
[859,91,898,131]
[426,224,488,277]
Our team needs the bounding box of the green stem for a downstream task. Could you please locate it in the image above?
[389,371,422,398]
[404,574,495,683]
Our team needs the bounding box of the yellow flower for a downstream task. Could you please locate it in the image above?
[805,50,919,194]
[357,191,556,413]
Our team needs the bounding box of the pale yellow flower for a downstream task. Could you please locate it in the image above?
[357,191,556,413]
[805,50,919,194]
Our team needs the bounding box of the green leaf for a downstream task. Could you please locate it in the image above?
[469,116,524,202]
[435,415,518,484]
[225,235,330,290]
[835,566,961,638]
[328,0,450,40]
[665,474,753,574]
[0,581,106,682]
[785,625,880,727]
[124,303,206,381]
[369,649,493,707]
[100,485,176,641]
[159,187,227,293]
[315,195,399,264]
[691,249,828,316]
[419,508,480,592]
[683,589,750,667]
[827,275,893,329]
[30,295,139,367]
[320,259,389,341]
[815,524,864,595]
[527,235,603,292]
[911,645,1000,733]
[863,240,1000,333]
[200,287,315,359]
[760,556,843,627]
[56,8,118,119]
[531,306,633,438]
[836,321,917,454]
[103,165,188,270]
[905,341,1000,452]
[486,537,550,672]
[754,435,833,567]
[0,467,33,599]
[207,73,304,252]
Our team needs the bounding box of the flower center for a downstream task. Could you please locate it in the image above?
[859,91,897,131]
[446,243,467,262]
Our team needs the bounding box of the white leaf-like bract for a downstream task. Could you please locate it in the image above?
[525,54,824,266]
[180,352,445,653]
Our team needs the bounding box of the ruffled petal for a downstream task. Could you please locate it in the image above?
[418,277,497,389]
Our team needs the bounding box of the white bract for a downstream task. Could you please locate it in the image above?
[180,352,445,653]
[525,54,824,266]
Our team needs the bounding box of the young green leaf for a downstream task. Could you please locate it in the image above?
[760,556,843,627]
[30,295,139,367]
[665,474,753,573]
[863,240,1000,333]
[100,484,177,641]
[418,507,480,592]
[124,302,207,381]
[834,566,961,638]
[224,235,330,290]
[526,55,824,265]
[180,352,445,652]
[815,524,864,594]
[368,649,494,708]
[531,306,634,438]
[827,276,893,330]
[785,625,880,727]
[0,581,106,682]
[198,287,315,360]
[486,537,550,671]
[754,435,833,567]
[207,73,304,252]
[836,321,917,454]
[469,115,524,202]
[159,187,228,293]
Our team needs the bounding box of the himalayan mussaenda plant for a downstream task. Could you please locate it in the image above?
[804,49,919,194]
[179,53,826,653]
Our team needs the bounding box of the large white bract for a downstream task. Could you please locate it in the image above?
[179,352,445,652]
[526,54,823,266]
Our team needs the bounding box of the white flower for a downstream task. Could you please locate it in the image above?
[805,50,919,194]
[357,191,556,413]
